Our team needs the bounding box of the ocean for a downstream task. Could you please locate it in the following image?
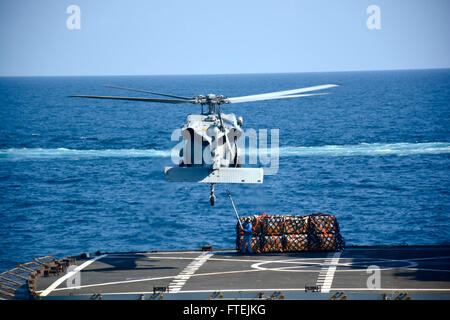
[0,69,449,271]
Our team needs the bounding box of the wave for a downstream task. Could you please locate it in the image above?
[0,148,171,160]
[276,142,450,157]
[0,142,449,160]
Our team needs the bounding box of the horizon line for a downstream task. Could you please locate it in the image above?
[1,66,449,78]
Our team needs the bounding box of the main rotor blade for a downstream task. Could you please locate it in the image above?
[226,84,340,104]
[70,95,197,104]
[104,85,192,100]
[227,92,330,104]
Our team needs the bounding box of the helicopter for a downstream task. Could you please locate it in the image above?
[71,83,341,205]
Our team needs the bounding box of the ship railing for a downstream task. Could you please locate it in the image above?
[0,255,75,300]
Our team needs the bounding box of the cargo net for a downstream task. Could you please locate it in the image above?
[236,213,345,253]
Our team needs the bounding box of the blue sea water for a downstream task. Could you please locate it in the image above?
[0,70,449,271]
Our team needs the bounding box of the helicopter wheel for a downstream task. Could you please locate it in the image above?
[210,184,215,206]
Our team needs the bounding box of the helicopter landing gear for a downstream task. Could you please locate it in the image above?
[210,183,216,206]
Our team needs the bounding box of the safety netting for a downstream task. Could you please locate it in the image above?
[236,213,345,253]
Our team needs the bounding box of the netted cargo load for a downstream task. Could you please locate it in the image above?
[236,215,266,236]
[235,212,345,253]
[236,235,262,253]
[284,234,308,252]
[261,215,285,235]
[284,215,309,234]
[309,213,340,234]
[308,232,345,251]
[260,235,284,253]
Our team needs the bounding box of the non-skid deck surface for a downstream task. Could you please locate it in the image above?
[35,246,450,299]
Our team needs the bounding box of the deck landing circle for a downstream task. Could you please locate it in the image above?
[251,256,419,272]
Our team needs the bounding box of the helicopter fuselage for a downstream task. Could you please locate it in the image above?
[179,112,242,170]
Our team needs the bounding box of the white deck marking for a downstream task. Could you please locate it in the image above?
[36,275,177,293]
[316,251,341,293]
[42,268,267,292]
[407,256,450,262]
[179,287,450,293]
[168,252,212,293]
[39,254,107,297]
[37,253,450,294]
[82,287,450,295]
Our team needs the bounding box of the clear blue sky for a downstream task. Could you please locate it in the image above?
[0,0,449,76]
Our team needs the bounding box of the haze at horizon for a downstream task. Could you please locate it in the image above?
[0,0,449,76]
